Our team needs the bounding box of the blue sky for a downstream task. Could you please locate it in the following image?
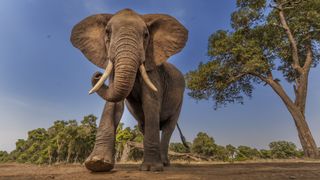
[0,0,319,151]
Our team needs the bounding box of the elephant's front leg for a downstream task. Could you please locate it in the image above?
[140,94,163,171]
[85,101,124,172]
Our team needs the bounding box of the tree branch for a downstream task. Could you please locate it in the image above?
[277,3,303,74]
[267,79,296,110]
[266,70,274,79]
[249,71,295,109]
[293,84,298,97]
[303,42,313,72]
[271,22,286,30]
[248,71,271,83]
[225,73,247,85]
[271,0,302,10]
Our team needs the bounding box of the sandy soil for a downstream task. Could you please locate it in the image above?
[1,162,320,180]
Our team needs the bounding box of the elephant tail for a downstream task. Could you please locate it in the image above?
[176,123,190,151]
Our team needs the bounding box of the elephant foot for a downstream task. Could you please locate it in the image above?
[84,148,114,172]
[85,156,113,172]
[140,162,163,171]
[161,155,170,167]
[162,160,170,167]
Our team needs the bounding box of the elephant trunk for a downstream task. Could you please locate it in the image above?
[101,38,140,102]
[108,58,138,101]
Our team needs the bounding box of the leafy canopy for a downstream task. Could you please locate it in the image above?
[186,0,320,108]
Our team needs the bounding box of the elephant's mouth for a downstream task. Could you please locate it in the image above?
[89,60,158,95]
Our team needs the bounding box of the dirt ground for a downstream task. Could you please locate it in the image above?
[1,162,320,180]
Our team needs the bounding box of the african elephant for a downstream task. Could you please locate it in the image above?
[70,9,188,172]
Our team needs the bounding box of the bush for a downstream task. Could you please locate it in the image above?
[235,146,260,161]
[269,141,298,159]
[260,149,272,159]
[0,116,310,164]
[128,148,144,161]
[169,142,191,153]
[192,132,216,156]
[226,144,236,160]
[213,145,229,161]
[0,151,9,163]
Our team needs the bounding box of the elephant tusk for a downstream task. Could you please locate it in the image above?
[139,64,158,92]
[89,61,113,94]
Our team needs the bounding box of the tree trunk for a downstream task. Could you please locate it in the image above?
[57,145,61,163]
[286,105,319,158]
[67,141,74,163]
[48,149,52,165]
[66,149,71,163]
[73,152,78,163]
[268,80,319,158]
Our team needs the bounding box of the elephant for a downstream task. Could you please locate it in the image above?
[70,8,188,172]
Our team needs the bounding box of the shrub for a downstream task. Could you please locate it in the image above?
[269,141,298,159]
[192,132,216,156]
[235,146,260,161]
[169,142,191,153]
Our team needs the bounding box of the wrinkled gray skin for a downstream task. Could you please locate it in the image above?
[71,9,188,172]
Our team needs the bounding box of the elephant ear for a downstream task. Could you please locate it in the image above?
[70,14,112,69]
[142,14,188,68]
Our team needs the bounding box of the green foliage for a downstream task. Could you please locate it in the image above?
[235,145,261,161]
[0,118,307,163]
[169,142,191,153]
[128,148,144,161]
[0,151,9,162]
[226,144,237,160]
[115,123,144,161]
[1,115,97,164]
[186,0,320,108]
[260,149,272,159]
[132,125,144,143]
[213,145,229,161]
[192,132,217,156]
[269,141,299,159]
[0,115,146,164]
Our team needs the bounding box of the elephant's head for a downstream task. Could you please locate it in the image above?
[71,9,188,102]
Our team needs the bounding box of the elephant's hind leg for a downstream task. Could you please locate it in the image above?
[85,101,124,172]
[160,105,182,166]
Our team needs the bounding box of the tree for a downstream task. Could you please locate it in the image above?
[260,149,272,159]
[226,144,237,160]
[75,115,97,163]
[2,115,98,164]
[236,145,261,161]
[169,142,191,153]
[131,125,143,143]
[269,141,299,158]
[192,132,216,156]
[0,151,9,163]
[186,0,320,158]
[213,145,229,161]
[115,123,146,161]
[65,120,78,163]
